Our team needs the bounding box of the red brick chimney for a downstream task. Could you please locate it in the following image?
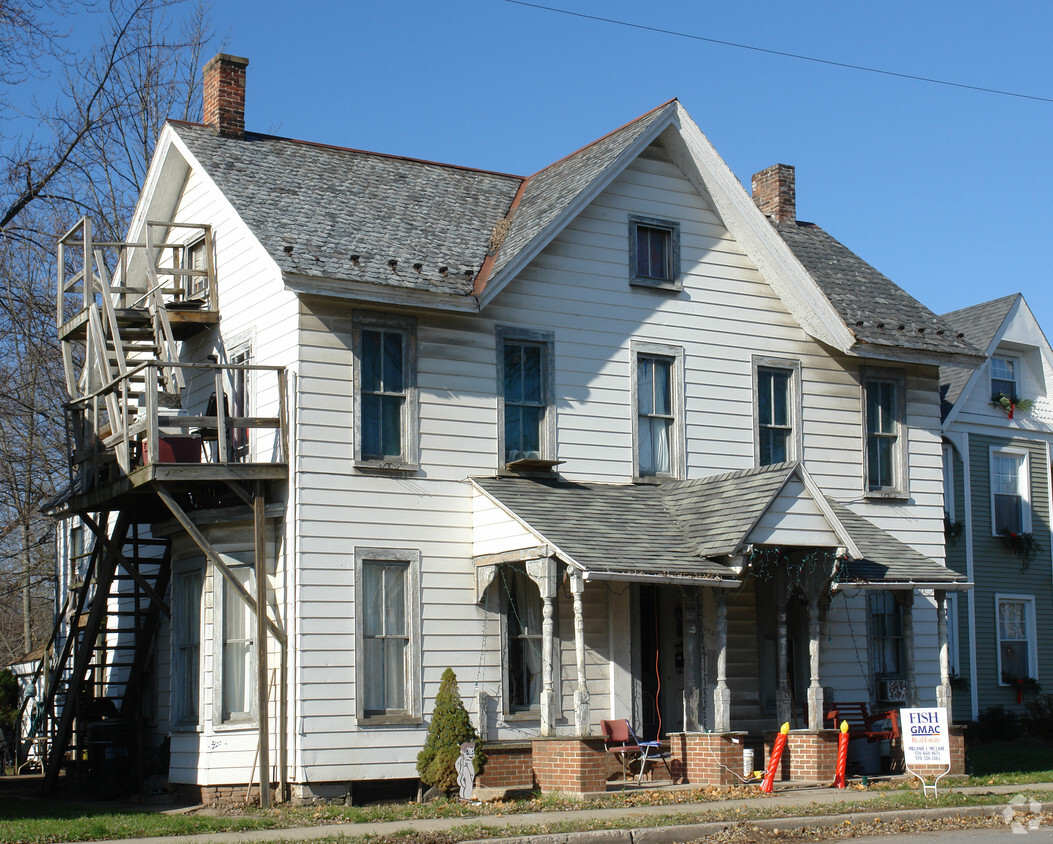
[751,164,796,224]
[203,53,249,138]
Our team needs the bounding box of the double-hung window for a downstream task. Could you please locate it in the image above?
[497,327,555,466]
[183,238,209,299]
[172,567,203,726]
[632,342,684,480]
[991,355,1018,401]
[996,594,1036,684]
[754,358,801,466]
[869,591,906,704]
[219,565,255,723]
[991,447,1030,535]
[354,548,421,724]
[354,314,417,469]
[863,370,906,496]
[230,344,251,462]
[500,566,543,713]
[629,215,681,290]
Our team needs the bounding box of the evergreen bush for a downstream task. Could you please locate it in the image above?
[416,667,484,793]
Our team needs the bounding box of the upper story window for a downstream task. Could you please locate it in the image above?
[754,357,801,466]
[632,341,684,480]
[996,594,1036,684]
[991,355,1018,400]
[354,547,422,724]
[863,370,907,497]
[497,327,555,467]
[991,447,1030,535]
[353,313,418,470]
[184,237,208,298]
[230,344,251,462]
[942,443,956,520]
[629,215,681,291]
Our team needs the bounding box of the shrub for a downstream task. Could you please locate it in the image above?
[967,704,1024,743]
[416,668,484,793]
[1024,694,1053,740]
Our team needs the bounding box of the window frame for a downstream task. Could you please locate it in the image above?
[630,341,685,482]
[229,340,252,463]
[354,547,422,725]
[995,593,1037,685]
[213,561,256,727]
[868,590,907,705]
[942,442,956,521]
[989,445,1031,536]
[752,356,802,467]
[171,563,204,730]
[352,312,418,472]
[990,355,1019,401]
[861,368,908,498]
[496,326,556,468]
[498,565,545,717]
[628,215,681,291]
[183,237,209,299]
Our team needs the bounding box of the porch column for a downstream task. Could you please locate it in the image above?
[570,571,590,735]
[682,588,700,732]
[714,589,731,732]
[935,590,953,723]
[776,593,792,725]
[525,559,558,736]
[898,590,919,707]
[807,596,823,730]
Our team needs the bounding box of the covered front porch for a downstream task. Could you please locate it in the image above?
[470,463,969,793]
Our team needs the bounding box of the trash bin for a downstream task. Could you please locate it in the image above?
[86,719,134,799]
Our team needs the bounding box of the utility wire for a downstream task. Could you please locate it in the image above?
[505,0,1053,105]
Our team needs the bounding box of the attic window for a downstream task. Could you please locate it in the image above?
[991,355,1018,401]
[629,215,681,291]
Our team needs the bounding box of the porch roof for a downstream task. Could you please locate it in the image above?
[472,463,969,589]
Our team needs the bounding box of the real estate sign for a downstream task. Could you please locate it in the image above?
[900,707,950,768]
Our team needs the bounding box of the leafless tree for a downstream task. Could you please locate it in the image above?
[0,0,215,663]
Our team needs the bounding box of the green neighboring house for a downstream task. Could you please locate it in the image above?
[941,294,1053,721]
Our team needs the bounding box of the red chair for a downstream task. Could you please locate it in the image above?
[601,719,642,781]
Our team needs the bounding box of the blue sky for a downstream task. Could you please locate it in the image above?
[88,1,1053,332]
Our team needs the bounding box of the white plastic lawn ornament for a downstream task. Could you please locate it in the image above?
[456,742,476,801]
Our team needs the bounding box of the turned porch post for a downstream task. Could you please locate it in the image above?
[714,589,731,732]
[807,596,823,730]
[936,590,953,723]
[682,587,701,732]
[776,591,792,726]
[526,558,559,736]
[570,571,590,735]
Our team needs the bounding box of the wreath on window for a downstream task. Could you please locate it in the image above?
[992,392,1034,419]
[1000,528,1040,569]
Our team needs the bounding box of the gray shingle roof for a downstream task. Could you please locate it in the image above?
[938,294,1019,412]
[774,222,982,360]
[475,466,962,587]
[172,122,522,295]
[826,499,968,586]
[486,101,676,281]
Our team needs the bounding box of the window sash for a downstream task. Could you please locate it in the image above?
[362,561,409,714]
[991,357,1017,398]
[865,378,900,491]
[637,355,673,476]
[992,452,1026,534]
[221,568,254,721]
[758,368,792,465]
[635,226,670,280]
[997,598,1032,682]
[870,592,904,679]
[503,341,546,460]
[502,567,543,711]
[360,328,406,460]
[174,570,202,723]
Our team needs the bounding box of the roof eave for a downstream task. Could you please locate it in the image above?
[284,273,480,313]
[850,342,986,369]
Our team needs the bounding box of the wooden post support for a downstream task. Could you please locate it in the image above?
[898,591,919,707]
[682,587,700,732]
[936,590,953,724]
[807,596,823,731]
[254,483,270,807]
[714,589,731,732]
[776,593,792,726]
[570,571,590,735]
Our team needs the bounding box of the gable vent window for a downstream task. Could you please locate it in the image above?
[629,215,681,291]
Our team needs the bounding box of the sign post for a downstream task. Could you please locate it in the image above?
[900,707,951,797]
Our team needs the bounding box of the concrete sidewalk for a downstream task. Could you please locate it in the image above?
[81,782,1053,844]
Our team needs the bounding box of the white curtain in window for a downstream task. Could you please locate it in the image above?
[223,568,254,718]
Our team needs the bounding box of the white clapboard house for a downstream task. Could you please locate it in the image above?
[41,54,984,801]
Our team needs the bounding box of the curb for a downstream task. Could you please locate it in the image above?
[469,801,1053,844]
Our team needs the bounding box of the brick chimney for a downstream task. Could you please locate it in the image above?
[203,53,249,138]
[751,163,796,224]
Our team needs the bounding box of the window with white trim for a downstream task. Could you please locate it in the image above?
[945,592,960,678]
[172,567,203,727]
[863,370,907,496]
[631,342,684,480]
[497,327,555,465]
[996,594,1036,684]
[991,447,1030,535]
[942,443,956,520]
[754,358,801,466]
[354,548,422,724]
[629,215,681,290]
[353,314,417,469]
[991,356,1018,401]
[499,565,543,713]
[219,565,255,723]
